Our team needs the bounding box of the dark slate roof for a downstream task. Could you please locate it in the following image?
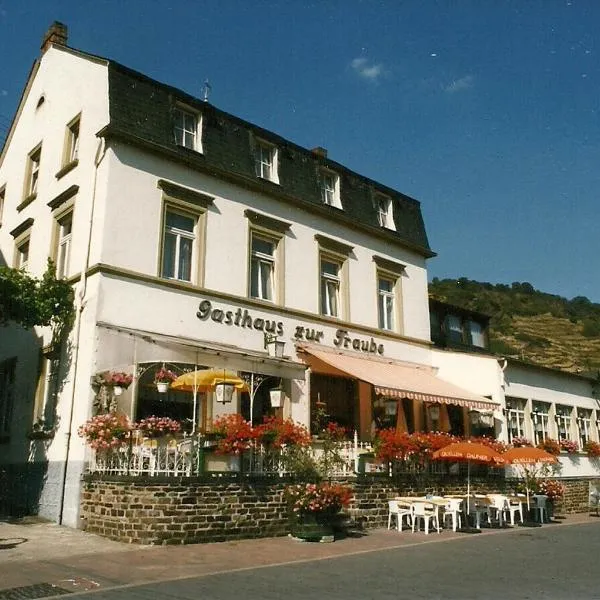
[102,60,434,257]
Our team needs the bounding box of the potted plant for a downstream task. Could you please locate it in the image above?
[537,438,561,456]
[106,371,133,396]
[77,412,132,452]
[584,440,600,458]
[284,482,353,542]
[135,416,181,439]
[154,367,177,393]
[560,439,579,454]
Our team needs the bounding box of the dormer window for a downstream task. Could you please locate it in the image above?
[174,107,201,152]
[321,170,341,209]
[255,141,278,183]
[375,193,395,230]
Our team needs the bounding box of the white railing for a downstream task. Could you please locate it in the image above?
[86,433,374,478]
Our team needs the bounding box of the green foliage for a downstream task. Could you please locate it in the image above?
[430,277,600,373]
[0,260,75,340]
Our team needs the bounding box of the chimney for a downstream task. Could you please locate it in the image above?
[311,146,328,159]
[41,22,68,54]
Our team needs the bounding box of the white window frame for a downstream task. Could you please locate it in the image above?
[64,114,80,165]
[0,358,16,436]
[255,141,279,184]
[555,405,573,441]
[174,107,202,152]
[375,194,395,230]
[56,211,73,279]
[249,231,277,302]
[16,236,30,270]
[469,320,486,348]
[532,401,550,446]
[577,409,593,448]
[160,207,198,282]
[377,273,396,331]
[25,145,42,198]
[321,170,341,208]
[320,255,342,318]
[506,397,526,443]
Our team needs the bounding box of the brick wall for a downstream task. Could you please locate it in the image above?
[80,474,592,545]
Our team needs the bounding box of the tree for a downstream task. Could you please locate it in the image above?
[0,260,75,342]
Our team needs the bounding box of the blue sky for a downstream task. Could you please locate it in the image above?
[1,1,599,302]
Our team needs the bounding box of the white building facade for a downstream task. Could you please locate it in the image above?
[1,23,597,527]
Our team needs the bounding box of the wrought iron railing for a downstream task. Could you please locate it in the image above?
[86,434,374,478]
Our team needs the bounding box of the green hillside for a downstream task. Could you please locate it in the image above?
[428,278,600,376]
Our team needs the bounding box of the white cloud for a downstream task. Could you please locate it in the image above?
[443,75,474,94]
[350,57,384,81]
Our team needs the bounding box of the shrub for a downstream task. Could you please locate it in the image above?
[511,436,533,448]
[538,479,565,501]
[285,482,353,516]
[560,439,579,454]
[254,417,311,448]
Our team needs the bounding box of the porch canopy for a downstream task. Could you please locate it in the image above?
[299,345,498,411]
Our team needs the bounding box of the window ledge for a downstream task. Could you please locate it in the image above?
[257,176,280,186]
[55,159,79,180]
[17,193,37,212]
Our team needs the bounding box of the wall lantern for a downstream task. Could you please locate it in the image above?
[384,398,398,416]
[428,403,441,421]
[264,333,285,358]
[269,386,285,408]
[215,374,235,404]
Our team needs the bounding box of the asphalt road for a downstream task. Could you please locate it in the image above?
[66,522,600,600]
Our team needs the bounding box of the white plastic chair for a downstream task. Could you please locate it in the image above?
[387,500,412,532]
[443,498,463,532]
[506,497,524,525]
[466,498,490,529]
[532,494,549,523]
[486,494,509,527]
[411,502,440,534]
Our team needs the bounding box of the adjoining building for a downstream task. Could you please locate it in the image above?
[0,23,597,528]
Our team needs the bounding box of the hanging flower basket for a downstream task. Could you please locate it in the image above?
[154,368,177,393]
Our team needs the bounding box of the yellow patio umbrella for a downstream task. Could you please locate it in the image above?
[170,370,249,432]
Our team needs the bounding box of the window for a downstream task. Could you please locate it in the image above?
[321,170,341,208]
[174,108,201,151]
[250,232,276,301]
[320,257,341,317]
[161,209,197,282]
[505,397,526,443]
[0,358,16,437]
[255,141,278,183]
[56,211,73,279]
[469,320,486,347]
[64,115,80,165]
[0,185,5,227]
[375,194,395,230]
[577,408,593,448]
[16,237,30,270]
[377,275,395,330]
[532,401,550,446]
[34,356,60,429]
[25,145,42,198]
[555,405,573,441]
[430,310,442,342]
[446,315,464,344]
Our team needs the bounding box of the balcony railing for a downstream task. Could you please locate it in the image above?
[86,435,374,478]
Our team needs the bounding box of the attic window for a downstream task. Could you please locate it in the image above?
[36,95,45,110]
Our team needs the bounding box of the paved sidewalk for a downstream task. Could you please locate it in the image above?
[0,513,596,598]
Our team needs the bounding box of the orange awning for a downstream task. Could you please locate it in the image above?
[299,346,498,411]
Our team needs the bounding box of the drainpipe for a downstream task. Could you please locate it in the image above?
[58,137,106,525]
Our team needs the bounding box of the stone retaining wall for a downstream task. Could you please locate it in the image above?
[80,474,593,545]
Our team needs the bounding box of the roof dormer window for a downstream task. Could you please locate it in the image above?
[174,107,202,152]
[321,170,342,209]
[255,140,279,184]
[375,193,395,230]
